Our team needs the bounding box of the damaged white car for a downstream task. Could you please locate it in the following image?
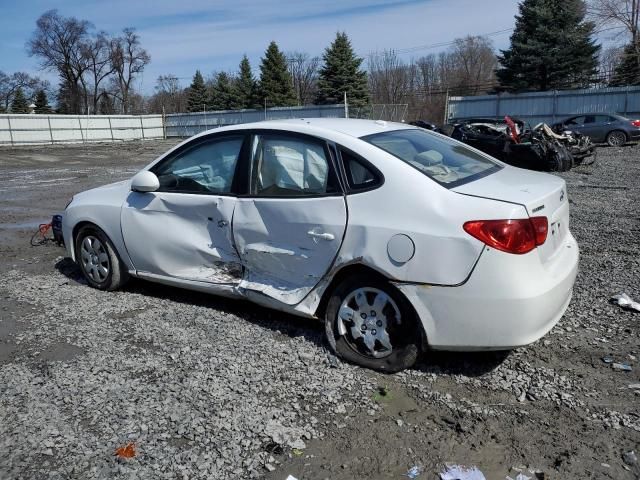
[62,119,579,372]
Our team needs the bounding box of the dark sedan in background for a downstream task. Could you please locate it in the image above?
[553,113,640,147]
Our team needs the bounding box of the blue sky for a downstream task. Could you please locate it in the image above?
[0,0,523,93]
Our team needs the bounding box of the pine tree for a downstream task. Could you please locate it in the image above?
[610,42,640,86]
[187,70,208,112]
[258,41,296,107]
[210,72,242,110]
[34,89,52,114]
[56,78,73,114]
[10,87,29,113]
[316,32,369,106]
[497,0,600,92]
[235,55,258,109]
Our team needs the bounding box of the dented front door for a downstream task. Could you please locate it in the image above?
[233,132,347,305]
[121,133,245,284]
[121,193,241,283]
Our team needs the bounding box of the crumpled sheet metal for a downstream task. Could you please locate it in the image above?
[610,293,640,312]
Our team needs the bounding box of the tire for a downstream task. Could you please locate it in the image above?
[75,224,129,291]
[325,274,421,373]
[606,130,627,147]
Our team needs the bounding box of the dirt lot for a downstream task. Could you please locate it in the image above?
[0,140,639,480]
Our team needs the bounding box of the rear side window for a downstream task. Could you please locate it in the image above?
[363,129,501,188]
[340,150,381,191]
[566,116,585,125]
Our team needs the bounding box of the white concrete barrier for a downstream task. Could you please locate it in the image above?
[0,114,165,146]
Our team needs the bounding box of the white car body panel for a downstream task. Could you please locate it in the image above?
[396,231,579,349]
[62,118,580,351]
[121,192,240,283]
[233,196,347,305]
[63,180,134,269]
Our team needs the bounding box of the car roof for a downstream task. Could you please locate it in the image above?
[196,118,415,140]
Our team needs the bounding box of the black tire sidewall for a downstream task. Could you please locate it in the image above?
[325,274,421,373]
[75,225,121,290]
[607,130,626,147]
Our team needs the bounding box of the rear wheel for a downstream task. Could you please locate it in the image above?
[75,225,128,291]
[606,130,627,147]
[325,275,421,373]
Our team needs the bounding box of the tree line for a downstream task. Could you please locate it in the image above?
[1,0,638,120]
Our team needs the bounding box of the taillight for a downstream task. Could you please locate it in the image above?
[631,120,640,127]
[463,217,548,255]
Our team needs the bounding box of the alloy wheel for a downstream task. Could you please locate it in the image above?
[337,287,401,359]
[607,131,626,147]
[80,235,110,283]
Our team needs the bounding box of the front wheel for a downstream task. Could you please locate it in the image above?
[75,225,129,291]
[606,130,627,147]
[325,275,421,373]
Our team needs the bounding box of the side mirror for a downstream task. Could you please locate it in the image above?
[131,171,160,193]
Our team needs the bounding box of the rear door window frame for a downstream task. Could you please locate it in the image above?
[238,129,345,198]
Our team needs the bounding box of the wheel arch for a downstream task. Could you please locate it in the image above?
[70,218,133,271]
[314,262,428,352]
[607,129,628,143]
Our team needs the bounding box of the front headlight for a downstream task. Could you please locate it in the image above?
[64,196,74,210]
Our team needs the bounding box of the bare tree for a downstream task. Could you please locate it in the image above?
[149,75,186,113]
[83,32,115,113]
[588,0,640,74]
[368,50,413,104]
[448,36,498,95]
[110,28,150,114]
[27,10,91,114]
[286,52,320,105]
[588,0,639,42]
[599,45,625,81]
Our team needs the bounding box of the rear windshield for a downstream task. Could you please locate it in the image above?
[363,128,502,188]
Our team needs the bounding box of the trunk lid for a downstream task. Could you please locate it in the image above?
[453,167,569,262]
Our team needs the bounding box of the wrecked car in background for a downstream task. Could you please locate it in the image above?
[551,113,640,147]
[450,116,595,171]
[61,119,578,372]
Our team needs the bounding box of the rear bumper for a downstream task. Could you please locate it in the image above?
[394,232,579,350]
[627,129,640,141]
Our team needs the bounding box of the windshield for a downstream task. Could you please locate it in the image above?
[363,128,502,188]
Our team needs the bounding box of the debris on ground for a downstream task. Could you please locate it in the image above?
[439,464,486,480]
[114,442,136,459]
[611,363,633,372]
[610,293,640,312]
[406,465,422,478]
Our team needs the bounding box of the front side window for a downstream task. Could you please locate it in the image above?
[250,134,338,196]
[363,128,501,188]
[153,136,243,194]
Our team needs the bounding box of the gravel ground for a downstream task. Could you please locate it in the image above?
[0,140,639,480]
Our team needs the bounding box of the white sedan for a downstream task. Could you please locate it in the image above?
[62,119,579,372]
